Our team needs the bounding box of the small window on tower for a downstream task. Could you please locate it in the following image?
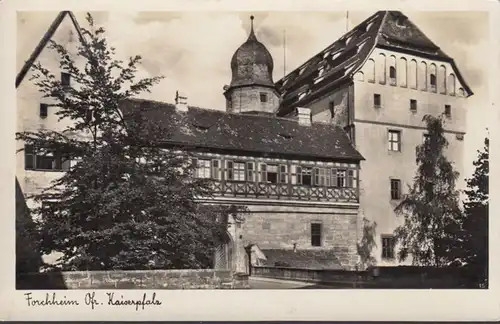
[260,92,268,103]
[61,72,71,87]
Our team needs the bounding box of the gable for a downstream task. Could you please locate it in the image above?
[16,11,85,89]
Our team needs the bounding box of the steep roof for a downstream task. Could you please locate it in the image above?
[16,11,85,89]
[276,11,473,116]
[120,98,364,162]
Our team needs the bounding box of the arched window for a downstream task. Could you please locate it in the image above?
[409,59,417,89]
[398,57,407,87]
[355,71,364,81]
[419,61,427,90]
[377,53,386,84]
[439,65,446,94]
[448,73,456,95]
[429,63,437,92]
[389,55,397,85]
[366,59,375,83]
[389,66,396,79]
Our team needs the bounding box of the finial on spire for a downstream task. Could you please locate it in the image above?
[247,15,257,41]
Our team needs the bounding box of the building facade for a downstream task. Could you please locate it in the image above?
[17,12,366,272]
[275,11,472,265]
[17,11,472,272]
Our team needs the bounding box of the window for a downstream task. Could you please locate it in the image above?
[61,72,71,87]
[24,145,70,171]
[246,162,255,182]
[40,103,48,118]
[336,169,346,187]
[444,105,451,117]
[226,161,245,181]
[260,164,279,184]
[410,99,417,112]
[374,94,381,108]
[291,165,302,185]
[212,160,221,180]
[195,159,211,178]
[234,162,245,181]
[390,179,401,200]
[260,92,268,103]
[430,73,436,92]
[388,130,401,152]
[329,101,335,118]
[389,66,396,81]
[279,165,288,184]
[311,223,322,247]
[302,167,313,186]
[381,235,395,259]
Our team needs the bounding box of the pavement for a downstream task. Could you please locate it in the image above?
[248,276,339,289]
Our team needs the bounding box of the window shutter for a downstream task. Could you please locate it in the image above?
[24,145,34,170]
[347,170,354,187]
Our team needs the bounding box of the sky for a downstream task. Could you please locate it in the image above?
[16,10,491,178]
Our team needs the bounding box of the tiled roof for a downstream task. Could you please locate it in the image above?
[260,249,344,270]
[120,98,364,161]
[276,11,473,116]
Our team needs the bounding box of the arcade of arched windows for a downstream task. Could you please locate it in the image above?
[358,53,465,97]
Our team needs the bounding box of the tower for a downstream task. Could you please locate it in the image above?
[224,16,280,115]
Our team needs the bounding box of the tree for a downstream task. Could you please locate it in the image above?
[394,115,462,267]
[356,217,377,270]
[458,137,489,286]
[17,13,237,271]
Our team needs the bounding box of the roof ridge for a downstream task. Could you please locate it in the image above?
[126,98,350,129]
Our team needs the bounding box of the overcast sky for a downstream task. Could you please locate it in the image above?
[17,10,491,177]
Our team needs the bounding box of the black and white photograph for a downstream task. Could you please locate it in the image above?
[2,0,498,321]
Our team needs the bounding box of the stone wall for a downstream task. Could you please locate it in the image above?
[17,269,249,290]
[252,265,481,288]
[239,203,360,270]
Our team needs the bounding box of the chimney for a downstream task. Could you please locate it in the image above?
[175,90,188,112]
[296,107,311,126]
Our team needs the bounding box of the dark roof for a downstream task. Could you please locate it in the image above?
[120,98,364,162]
[276,11,473,116]
[227,16,275,91]
[16,11,85,89]
[260,249,344,270]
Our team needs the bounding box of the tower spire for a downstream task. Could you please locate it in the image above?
[248,15,257,41]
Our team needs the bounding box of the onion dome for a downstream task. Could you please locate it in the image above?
[229,16,275,89]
